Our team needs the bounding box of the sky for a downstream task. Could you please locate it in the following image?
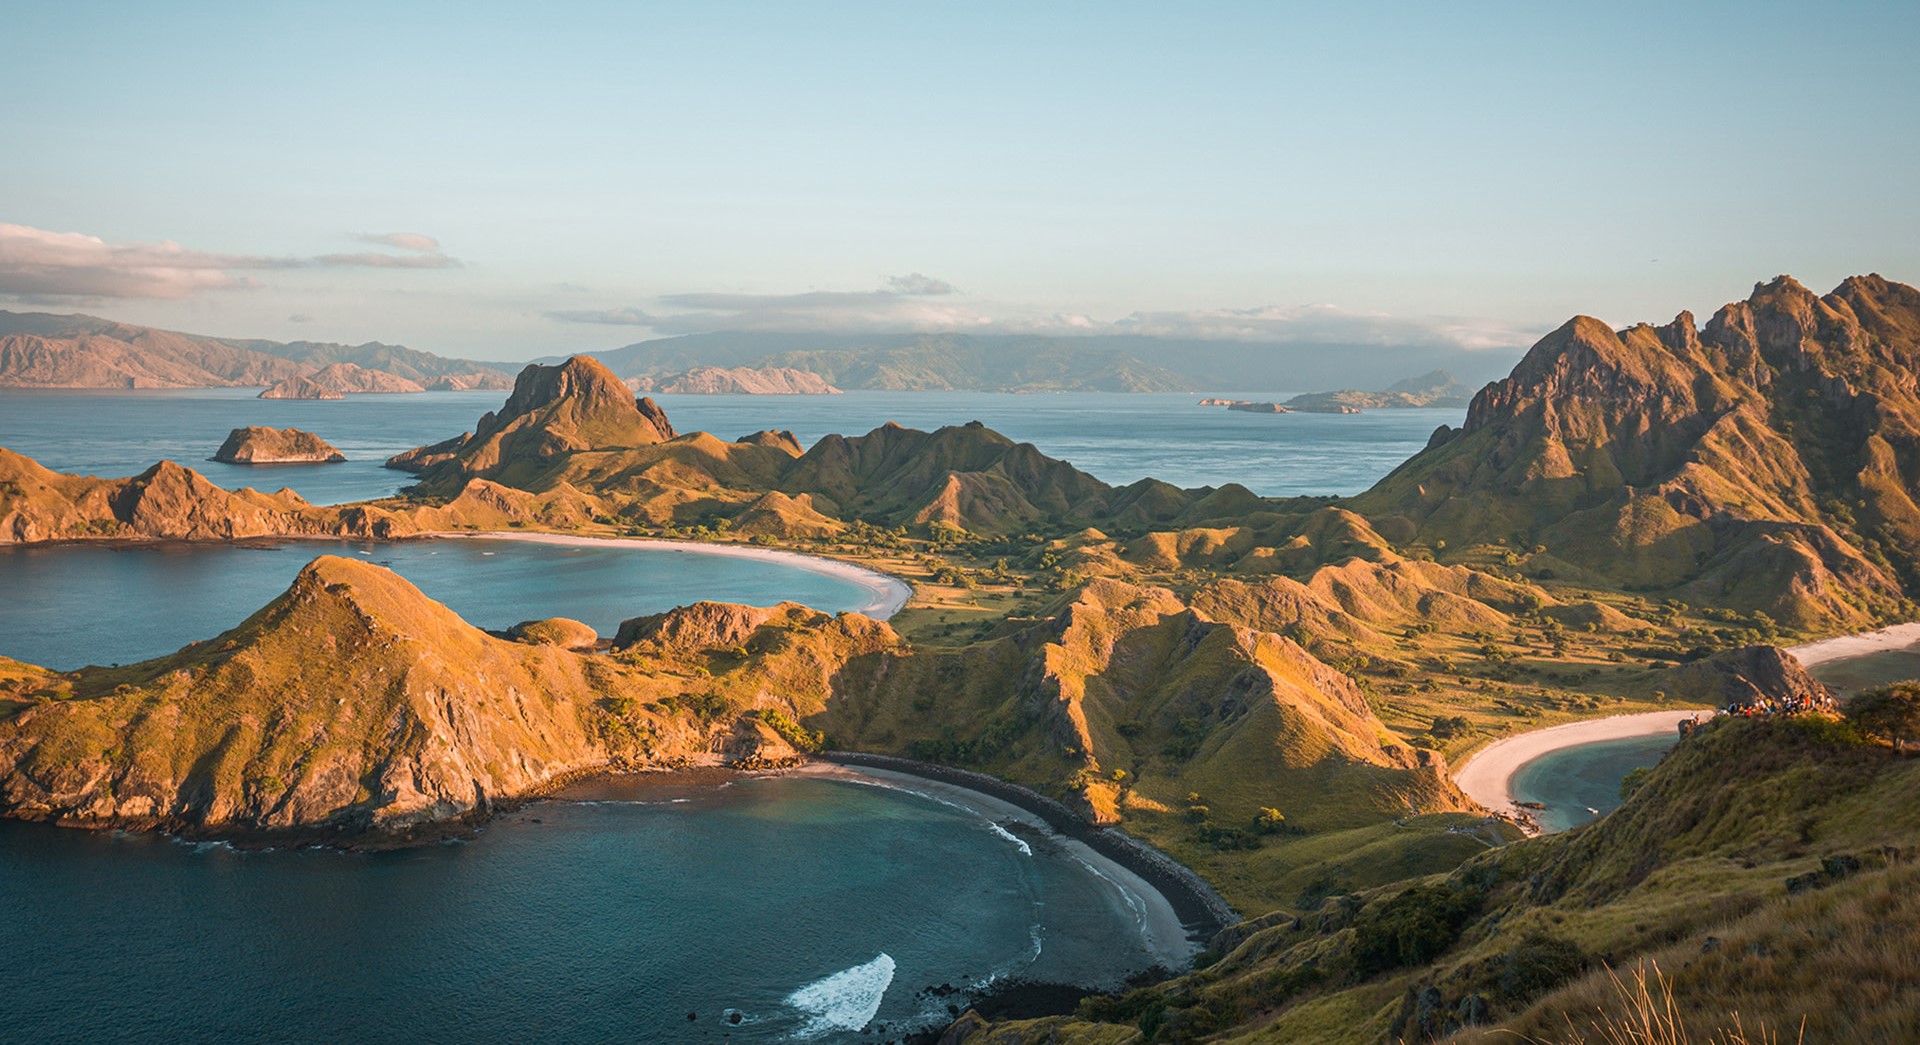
[2,1,1916,362]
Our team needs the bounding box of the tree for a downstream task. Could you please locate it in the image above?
[1848,682,1920,752]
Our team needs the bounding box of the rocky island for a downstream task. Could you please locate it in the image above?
[211,426,347,464]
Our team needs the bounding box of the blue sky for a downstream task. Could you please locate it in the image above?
[3,1,1915,360]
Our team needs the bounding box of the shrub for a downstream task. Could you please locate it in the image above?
[1847,682,1920,751]
[1496,933,1589,1003]
[1350,884,1484,977]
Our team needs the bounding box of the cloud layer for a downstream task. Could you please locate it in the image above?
[0,223,457,300]
[545,273,1529,349]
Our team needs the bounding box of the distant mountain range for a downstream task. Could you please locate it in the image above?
[547,331,1523,393]
[0,309,1523,395]
[0,311,512,391]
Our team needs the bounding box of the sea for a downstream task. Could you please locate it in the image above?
[0,387,1462,504]
[0,387,1676,1041]
[1508,733,1681,833]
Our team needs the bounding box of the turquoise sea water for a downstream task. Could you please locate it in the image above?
[0,774,1171,1043]
[0,388,1465,502]
[1508,734,1681,833]
[0,537,881,671]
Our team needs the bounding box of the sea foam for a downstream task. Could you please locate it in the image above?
[786,952,895,1037]
[987,821,1033,856]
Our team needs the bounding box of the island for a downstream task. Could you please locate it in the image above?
[211,426,347,464]
[259,361,427,398]
[4,273,1919,1043]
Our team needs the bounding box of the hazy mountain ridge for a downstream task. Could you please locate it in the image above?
[562,330,1523,393]
[0,310,512,390]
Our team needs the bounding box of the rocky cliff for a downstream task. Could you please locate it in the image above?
[212,426,347,464]
[1352,275,1920,628]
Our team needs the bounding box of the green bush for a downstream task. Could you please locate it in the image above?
[1350,884,1484,977]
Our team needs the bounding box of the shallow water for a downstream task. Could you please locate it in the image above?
[0,388,1463,502]
[1509,733,1681,833]
[0,537,881,670]
[0,774,1172,1044]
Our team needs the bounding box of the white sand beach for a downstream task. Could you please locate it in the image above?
[1453,710,1706,822]
[434,531,913,620]
[1787,622,1920,669]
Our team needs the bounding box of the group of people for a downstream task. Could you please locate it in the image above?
[1725,689,1838,718]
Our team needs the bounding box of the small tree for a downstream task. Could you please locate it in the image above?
[1848,682,1920,752]
[1253,807,1287,833]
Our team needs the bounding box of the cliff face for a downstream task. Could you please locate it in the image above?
[631,365,842,394]
[212,426,347,464]
[1353,275,1920,627]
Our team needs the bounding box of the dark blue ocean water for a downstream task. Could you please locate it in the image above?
[1509,734,1681,833]
[0,537,883,671]
[0,773,1171,1044]
[0,388,1464,503]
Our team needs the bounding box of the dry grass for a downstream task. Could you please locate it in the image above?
[1525,962,1803,1045]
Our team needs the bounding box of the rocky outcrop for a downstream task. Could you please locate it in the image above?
[1352,275,1920,628]
[1663,645,1837,711]
[391,357,679,485]
[258,362,425,398]
[504,617,601,650]
[212,426,346,464]
[632,366,842,395]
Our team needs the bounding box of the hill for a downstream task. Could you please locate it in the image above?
[0,557,868,837]
[0,310,511,390]
[1283,370,1474,412]
[630,365,841,394]
[1351,275,1920,630]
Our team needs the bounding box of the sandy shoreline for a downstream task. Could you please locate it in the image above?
[429,530,913,620]
[790,761,1204,972]
[1787,622,1920,669]
[1453,710,1704,824]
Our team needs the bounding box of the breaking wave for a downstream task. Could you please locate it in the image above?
[786,952,895,1038]
[986,821,1033,856]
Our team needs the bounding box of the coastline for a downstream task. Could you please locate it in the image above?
[816,751,1238,942]
[1787,621,1920,669]
[430,530,913,620]
[1453,710,1704,826]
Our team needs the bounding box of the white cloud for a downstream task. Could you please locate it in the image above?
[542,307,658,326]
[313,251,461,269]
[354,232,440,252]
[0,222,461,300]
